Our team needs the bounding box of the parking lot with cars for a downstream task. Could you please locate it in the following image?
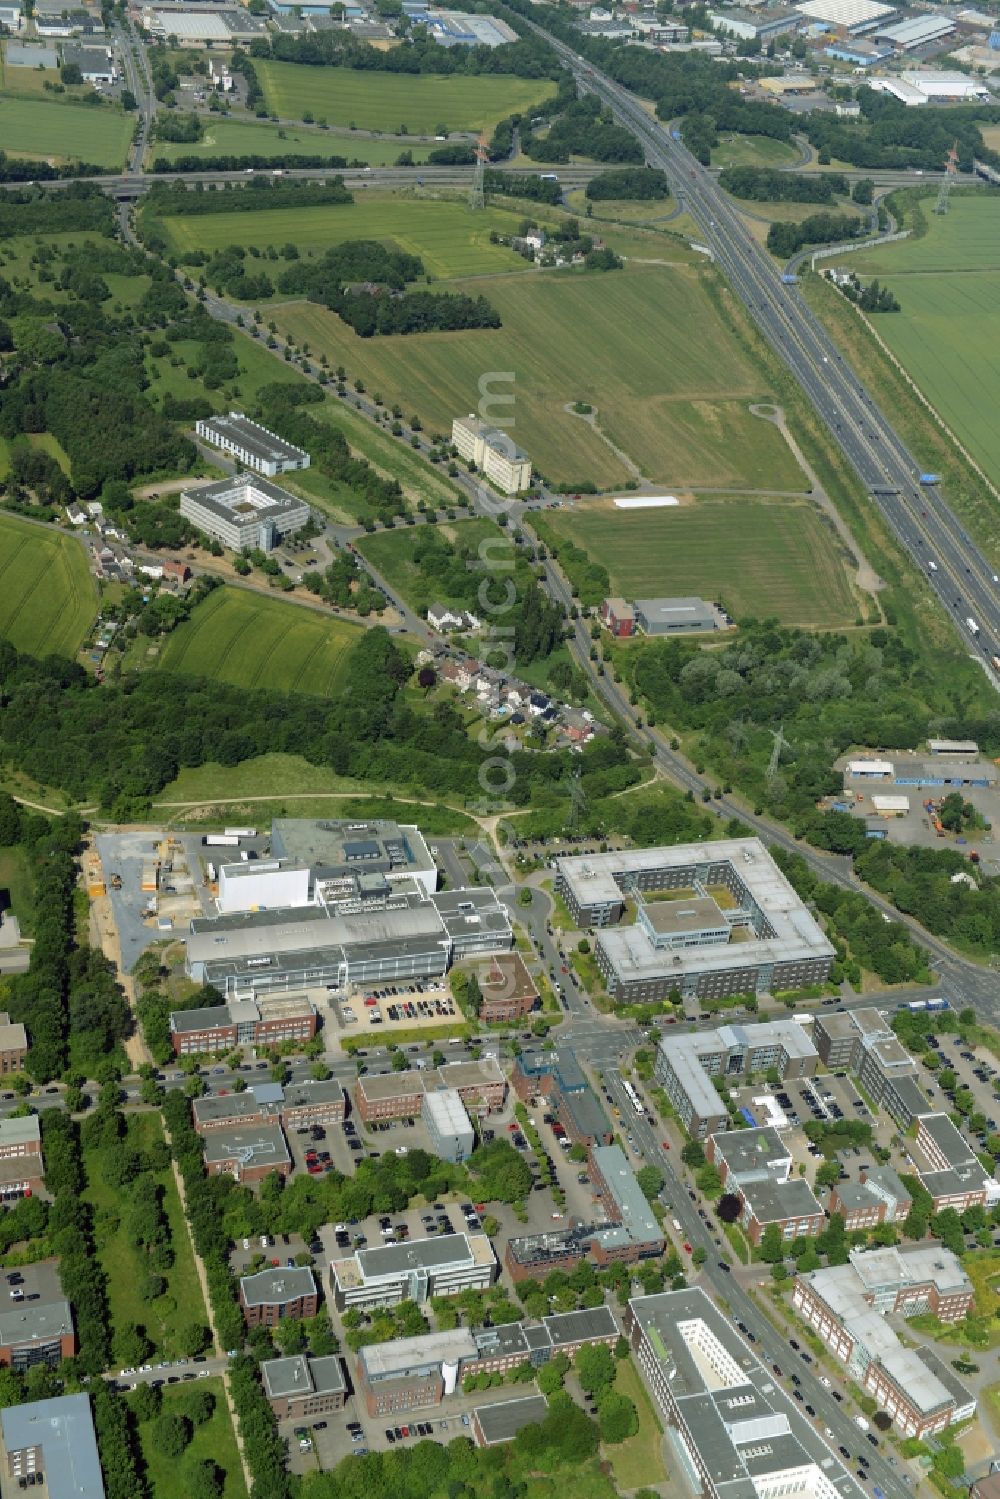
[331,982,460,1040]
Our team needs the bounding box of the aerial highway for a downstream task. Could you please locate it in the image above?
[528,25,1000,680]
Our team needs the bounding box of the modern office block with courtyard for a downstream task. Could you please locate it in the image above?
[555,839,834,1003]
[624,1287,865,1499]
[195,412,310,476]
[329,1233,497,1312]
[792,1248,975,1437]
[656,1018,819,1138]
[179,475,310,554]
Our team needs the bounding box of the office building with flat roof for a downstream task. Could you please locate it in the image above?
[451,415,531,495]
[739,1176,824,1246]
[656,1018,818,1139]
[0,1013,27,1074]
[912,1112,995,1211]
[354,1057,505,1122]
[474,951,538,1023]
[203,1123,291,1185]
[330,1233,497,1312]
[421,1088,474,1163]
[512,1049,612,1147]
[793,1247,975,1437]
[1,1394,104,1499]
[0,1115,41,1159]
[354,1306,618,1414]
[556,840,834,1003]
[170,995,317,1054]
[239,1266,318,1328]
[195,411,310,477]
[624,1288,865,1499]
[472,1395,548,1446]
[829,1165,911,1230]
[707,1126,791,1187]
[588,1144,664,1259]
[260,1354,347,1419]
[272,818,437,897]
[0,1262,75,1371]
[180,475,310,554]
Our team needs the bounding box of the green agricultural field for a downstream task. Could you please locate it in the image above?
[0,514,96,657]
[0,95,133,167]
[159,194,530,281]
[711,133,801,169]
[158,585,364,695]
[150,117,432,165]
[274,261,789,489]
[837,196,1000,489]
[540,494,859,627]
[255,60,556,134]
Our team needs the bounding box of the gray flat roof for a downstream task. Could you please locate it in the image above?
[182,475,307,527]
[543,1305,618,1346]
[0,1395,105,1499]
[592,1145,662,1245]
[203,1124,289,1167]
[261,1353,345,1400]
[283,1080,344,1109]
[643,894,727,935]
[354,1232,482,1280]
[271,818,434,877]
[635,596,715,625]
[0,1115,40,1147]
[193,1092,279,1126]
[560,1084,612,1141]
[240,1266,316,1307]
[740,1176,822,1224]
[710,1126,790,1176]
[171,1000,257,1034]
[359,1328,475,1379]
[198,412,308,467]
[918,1113,975,1166]
[474,1394,548,1444]
[0,1297,74,1349]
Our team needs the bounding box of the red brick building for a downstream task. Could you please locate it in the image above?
[600,598,636,639]
[475,952,538,1024]
[260,1355,346,1419]
[203,1124,292,1186]
[239,1267,318,1329]
[0,1015,27,1076]
[170,997,317,1057]
[354,1058,505,1124]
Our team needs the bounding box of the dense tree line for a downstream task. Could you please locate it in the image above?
[91,1386,146,1499]
[0,152,112,184]
[249,22,561,81]
[719,167,849,203]
[331,286,502,338]
[153,111,204,143]
[484,169,562,204]
[277,239,424,298]
[531,517,609,606]
[142,177,352,225]
[586,167,669,201]
[522,95,643,165]
[0,184,114,239]
[41,1111,113,1373]
[302,550,386,615]
[766,211,867,259]
[152,151,353,173]
[804,91,1000,173]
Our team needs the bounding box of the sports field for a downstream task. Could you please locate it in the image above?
[158,585,364,695]
[159,195,528,280]
[255,61,556,134]
[150,117,433,166]
[539,495,858,627]
[274,262,790,489]
[0,96,133,168]
[840,197,1000,488]
[0,514,96,657]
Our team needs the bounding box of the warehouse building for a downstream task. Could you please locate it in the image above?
[792,1248,975,1437]
[634,596,718,635]
[795,0,896,30]
[426,10,517,45]
[421,1088,474,1163]
[1,1395,105,1499]
[354,1306,618,1415]
[624,1288,865,1499]
[872,14,956,49]
[451,415,532,495]
[710,6,799,40]
[329,1233,498,1312]
[555,839,833,1003]
[656,1018,818,1138]
[195,412,310,475]
[217,860,312,915]
[179,475,310,554]
[60,43,116,81]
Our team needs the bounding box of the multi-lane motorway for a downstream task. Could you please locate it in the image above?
[528,27,1000,678]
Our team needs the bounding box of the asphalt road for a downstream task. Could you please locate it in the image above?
[526,28,1000,678]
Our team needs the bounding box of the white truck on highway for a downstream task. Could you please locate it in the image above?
[966,617,980,636]
[854,1415,870,1432]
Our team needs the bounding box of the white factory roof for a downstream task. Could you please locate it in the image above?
[871,795,910,812]
[153,8,231,36]
[876,14,955,43]
[796,0,895,25]
[900,67,989,94]
[867,76,929,102]
[846,759,893,776]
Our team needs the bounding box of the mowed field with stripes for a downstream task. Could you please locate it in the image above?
[158,585,364,696]
[843,196,1000,488]
[0,514,96,657]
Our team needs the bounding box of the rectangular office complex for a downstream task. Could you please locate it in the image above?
[354,1058,505,1123]
[330,1233,497,1312]
[260,1354,347,1419]
[625,1288,864,1499]
[656,1018,818,1138]
[556,840,833,1003]
[180,475,310,553]
[451,415,531,495]
[195,412,310,476]
[1,1395,105,1499]
[170,995,317,1054]
[793,1248,975,1437]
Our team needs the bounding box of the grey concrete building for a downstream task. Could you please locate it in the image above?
[421,1087,474,1163]
[655,1018,818,1139]
[634,596,718,635]
[1,1395,104,1498]
[179,475,310,553]
[195,412,310,476]
[260,1354,347,1419]
[330,1233,497,1312]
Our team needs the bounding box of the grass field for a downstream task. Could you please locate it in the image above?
[603,1357,666,1491]
[150,117,433,165]
[0,95,133,167]
[0,514,96,657]
[540,494,858,626]
[274,261,783,489]
[837,196,1000,489]
[137,1377,246,1499]
[84,1114,210,1362]
[358,517,512,614]
[160,194,529,280]
[0,846,36,934]
[711,133,801,169]
[255,61,556,134]
[158,585,363,695]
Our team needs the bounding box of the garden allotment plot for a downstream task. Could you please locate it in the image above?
[839,197,1000,489]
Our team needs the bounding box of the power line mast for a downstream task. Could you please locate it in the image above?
[565,764,587,833]
[767,725,791,784]
[469,135,487,212]
[934,140,959,215]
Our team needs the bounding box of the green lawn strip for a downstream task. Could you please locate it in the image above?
[151,116,432,166]
[0,845,36,934]
[800,265,1000,565]
[136,1377,247,1499]
[710,133,801,169]
[84,1114,209,1361]
[254,61,556,135]
[602,1356,666,1490]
